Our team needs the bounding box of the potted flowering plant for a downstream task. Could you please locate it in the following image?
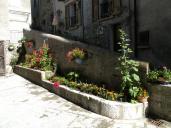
[66,48,87,64]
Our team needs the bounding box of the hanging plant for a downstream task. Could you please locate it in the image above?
[66,48,87,64]
[8,44,15,51]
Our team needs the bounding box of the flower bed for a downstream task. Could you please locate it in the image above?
[14,65,148,120]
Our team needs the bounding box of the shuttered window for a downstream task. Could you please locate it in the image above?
[93,0,121,19]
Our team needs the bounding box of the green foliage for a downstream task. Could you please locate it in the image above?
[72,48,85,60]
[21,44,54,71]
[117,29,141,102]
[49,76,118,101]
[66,48,86,62]
[10,53,19,68]
[147,67,171,82]
[147,70,159,82]
[66,72,80,82]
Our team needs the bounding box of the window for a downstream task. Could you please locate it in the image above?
[92,0,121,21]
[65,1,81,29]
[138,31,150,48]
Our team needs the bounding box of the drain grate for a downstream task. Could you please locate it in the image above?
[148,119,164,127]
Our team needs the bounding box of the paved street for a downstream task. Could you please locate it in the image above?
[0,74,169,128]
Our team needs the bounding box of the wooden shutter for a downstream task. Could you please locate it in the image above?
[65,5,70,28]
[76,0,81,25]
[113,0,121,15]
[92,0,99,21]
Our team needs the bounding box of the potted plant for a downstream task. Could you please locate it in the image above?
[8,44,15,51]
[66,48,87,64]
[147,67,171,84]
[137,88,149,103]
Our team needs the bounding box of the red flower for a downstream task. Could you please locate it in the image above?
[27,41,33,48]
[36,58,41,63]
[53,82,60,88]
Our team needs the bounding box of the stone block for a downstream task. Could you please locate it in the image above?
[122,103,143,119]
[100,101,122,119]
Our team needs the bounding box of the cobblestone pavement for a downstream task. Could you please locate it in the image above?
[0,74,170,128]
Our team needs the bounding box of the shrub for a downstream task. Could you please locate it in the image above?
[10,53,19,68]
[49,76,118,101]
[21,43,54,71]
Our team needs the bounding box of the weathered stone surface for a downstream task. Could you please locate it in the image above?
[14,65,148,120]
[148,83,171,121]
[1,74,170,128]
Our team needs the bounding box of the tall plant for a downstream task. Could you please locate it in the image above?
[117,29,141,103]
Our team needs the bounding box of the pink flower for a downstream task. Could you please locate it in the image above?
[53,82,60,88]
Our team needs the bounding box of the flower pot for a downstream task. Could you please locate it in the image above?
[74,58,83,64]
[8,45,15,51]
[137,96,148,103]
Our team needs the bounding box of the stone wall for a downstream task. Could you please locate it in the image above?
[137,0,171,67]
[23,29,148,90]
[148,83,171,121]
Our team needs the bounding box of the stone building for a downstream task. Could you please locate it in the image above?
[0,0,31,75]
[31,0,65,34]
[64,0,132,51]
[136,0,171,67]
[31,0,171,67]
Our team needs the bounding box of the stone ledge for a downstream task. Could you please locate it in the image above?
[14,65,148,120]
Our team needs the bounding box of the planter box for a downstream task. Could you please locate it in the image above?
[14,65,53,85]
[148,83,171,121]
[14,65,148,120]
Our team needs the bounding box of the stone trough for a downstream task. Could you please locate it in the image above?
[148,83,171,121]
[14,65,148,120]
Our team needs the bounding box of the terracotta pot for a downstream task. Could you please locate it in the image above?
[137,96,148,103]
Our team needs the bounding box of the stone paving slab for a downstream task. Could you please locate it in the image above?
[0,74,170,128]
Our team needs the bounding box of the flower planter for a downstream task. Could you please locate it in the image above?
[74,58,84,64]
[14,65,148,120]
[147,83,171,121]
[14,65,54,85]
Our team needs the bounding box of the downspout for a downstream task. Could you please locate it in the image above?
[134,0,138,57]
[81,0,85,41]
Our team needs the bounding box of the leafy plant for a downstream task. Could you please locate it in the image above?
[147,67,171,83]
[66,72,80,82]
[117,29,141,103]
[10,53,19,68]
[147,70,159,82]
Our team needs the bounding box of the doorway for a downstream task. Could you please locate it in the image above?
[113,24,121,52]
[0,41,5,75]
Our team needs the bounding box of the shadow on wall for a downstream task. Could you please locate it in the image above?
[23,29,148,90]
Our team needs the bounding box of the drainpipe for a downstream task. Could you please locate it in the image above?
[134,0,138,57]
[81,0,85,41]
